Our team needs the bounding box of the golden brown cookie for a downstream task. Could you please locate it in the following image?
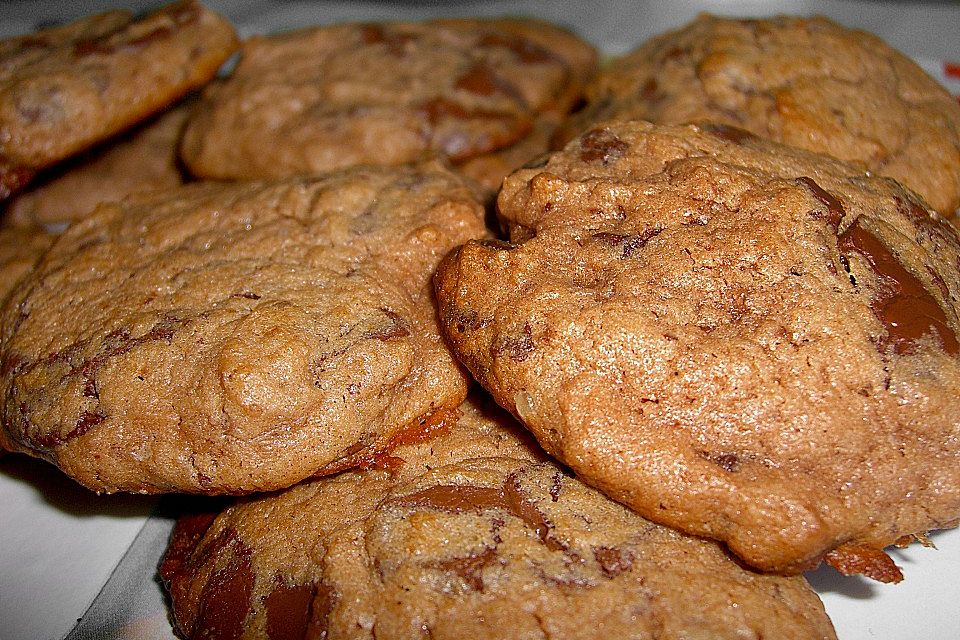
[0,1,237,199]
[179,18,595,182]
[160,395,836,640]
[0,163,485,493]
[436,120,960,578]
[566,14,960,216]
[4,101,190,228]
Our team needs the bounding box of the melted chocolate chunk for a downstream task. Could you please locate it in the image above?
[591,227,663,258]
[264,577,316,640]
[433,547,498,591]
[363,308,410,341]
[455,64,523,103]
[839,218,958,356]
[579,129,629,165]
[193,532,255,640]
[797,177,845,233]
[73,317,182,402]
[391,472,563,551]
[416,99,522,159]
[32,409,105,449]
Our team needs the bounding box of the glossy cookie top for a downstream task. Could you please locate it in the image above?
[161,395,836,640]
[0,163,485,494]
[437,120,960,577]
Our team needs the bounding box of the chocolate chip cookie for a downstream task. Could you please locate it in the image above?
[436,120,960,579]
[160,394,836,640]
[566,14,960,216]
[179,18,596,183]
[0,163,485,493]
[0,0,237,199]
[5,100,190,228]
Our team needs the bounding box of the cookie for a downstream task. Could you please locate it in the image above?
[0,163,485,493]
[5,100,190,228]
[0,0,237,199]
[435,120,960,578]
[179,18,596,181]
[160,394,836,640]
[0,226,53,304]
[566,14,960,216]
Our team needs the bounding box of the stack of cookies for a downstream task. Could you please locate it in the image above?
[2,3,959,639]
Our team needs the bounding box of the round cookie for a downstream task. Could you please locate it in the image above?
[0,163,485,493]
[5,100,190,228]
[160,395,836,640]
[0,0,237,199]
[565,14,960,216]
[179,18,596,182]
[435,120,960,578]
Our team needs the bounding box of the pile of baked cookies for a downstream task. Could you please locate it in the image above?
[2,2,959,638]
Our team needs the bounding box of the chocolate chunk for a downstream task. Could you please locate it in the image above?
[390,472,563,551]
[32,409,105,449]
[579,128,629,164]
[193,532,255,640]
[264,577,316,640]
[797,177,845,233]
[591,227,663,258]
[839,218,958,356]
[433,547,498,591]
[455,64,522,103]
[363,308,410,341]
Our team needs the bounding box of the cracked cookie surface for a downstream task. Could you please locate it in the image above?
[180,17,595,184]
[436,120,960,577]
[0,163,484,494]
[0,0,237,199]
[564,14,960,216]
[161,395,836,640]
